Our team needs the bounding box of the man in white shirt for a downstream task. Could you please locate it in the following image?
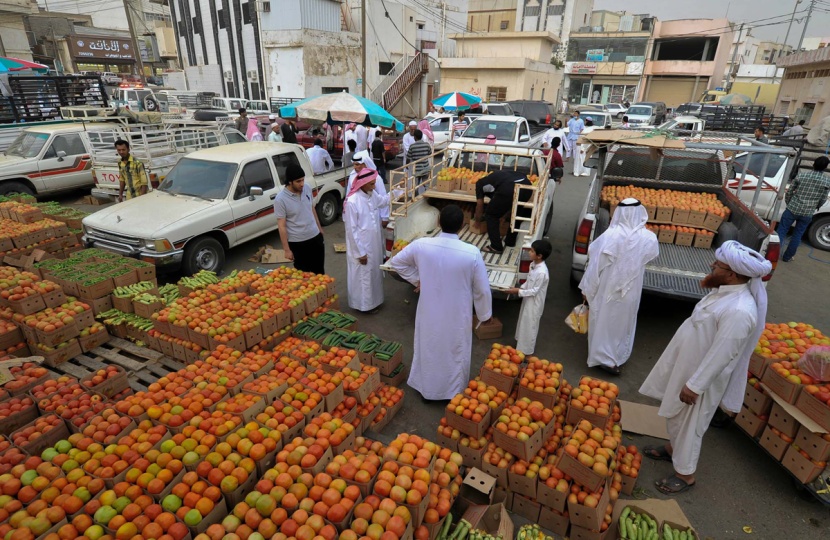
[542,119,569,158]
[783,119,806,137]
[354,124,368,152]
[366,125,381,146]
[402,121,417,165]
[344,124,358,152]
[305,139,334,174]
[268,122,283,143]
[639,241,772,495]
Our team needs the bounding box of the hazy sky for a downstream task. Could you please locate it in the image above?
[594,0,830,45]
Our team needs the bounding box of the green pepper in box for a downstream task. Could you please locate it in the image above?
[77,275,113,299]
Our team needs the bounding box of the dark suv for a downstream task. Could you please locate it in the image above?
[507,100,556,126]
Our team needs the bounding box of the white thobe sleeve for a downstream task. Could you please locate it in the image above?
[375,179,390,220]
[518,268,545,298]
[324,151,333,171]
[578,238,608,301]
[389,243,419,286]
[685,310,754,395]
[345,199,372,258]
[472,253,493,321]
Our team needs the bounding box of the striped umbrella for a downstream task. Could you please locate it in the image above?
[0,57,49,73]
[279,92,404,132]
[431,92,482,111]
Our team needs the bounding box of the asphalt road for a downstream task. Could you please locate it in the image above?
[64,169,830,538]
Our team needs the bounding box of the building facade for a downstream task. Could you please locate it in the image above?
[563,22,651,106]
[467,0,517,32]
[776,47,830,125]
[641,18,734,107]
[731,64,784,108]
[439,31,561,102]
[0,0,38,61]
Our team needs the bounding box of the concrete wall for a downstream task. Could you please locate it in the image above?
[450,32,555,61]
[468,0,517,33]
[0,14,33,60]
[730,82,779,108]
[776,62,830,126]
[649,18,733,90]
[440,60,562,101]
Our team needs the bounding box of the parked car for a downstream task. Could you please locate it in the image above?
[82,142,349,274]
[424,113,482,147]
[0,123,120,196]
[604,103,628,118]
[483,102,514,116]
[574,111,613,130]
[625,102,668,126]
[507,100,556,126]
[99,72,122,85]
[456,115,547,147]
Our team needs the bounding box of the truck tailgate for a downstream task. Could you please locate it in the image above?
[644,243,716,299]
[381,223,522,290]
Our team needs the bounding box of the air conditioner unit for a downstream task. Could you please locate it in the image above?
[256,0,270,12]
[247,70,258,81]
[223,71,233,81]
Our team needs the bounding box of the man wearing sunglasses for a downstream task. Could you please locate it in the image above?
[639,241,772,496]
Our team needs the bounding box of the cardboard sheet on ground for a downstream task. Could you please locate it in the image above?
[619,400,670,440]
[609,498,693,538]
[249,245,291,264]
[579,129,687,149]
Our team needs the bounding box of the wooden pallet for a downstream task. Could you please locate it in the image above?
[51,337,185,392]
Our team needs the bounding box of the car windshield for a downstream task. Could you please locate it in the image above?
[628,106,652,116]
[463,120,517,140]
[487,104,514,115]
[6,132,49,158]
[732,153,786,179]
[159,158,238,199]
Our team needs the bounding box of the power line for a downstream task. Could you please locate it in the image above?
[378,0,441,67]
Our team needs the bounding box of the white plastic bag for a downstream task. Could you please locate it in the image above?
[566,303,589,334]
[797,346,830,382]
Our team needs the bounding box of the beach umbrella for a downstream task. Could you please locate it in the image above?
[279,92,404,132]
[0,57,49,73]
[431,91,482,111]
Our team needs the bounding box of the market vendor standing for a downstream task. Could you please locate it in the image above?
[115,139,148,202]
[344,168,388,313]
[389,205,493,400]
[273,163,325,274]
[474,169,531,254]
[639,241,771,494]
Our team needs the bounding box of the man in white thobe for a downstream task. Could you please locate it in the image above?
[572,119,595,177]
[542,119,570,159]
[367,125,381,146]
[567,112,585,173]
[579,199,659,375]
[348,152,389,226]
[305,139,334,174]
[344,124,358,152]
[639,241,772,494]
[344,168,388,312]
[389,205,493,400]
[354,124,368,152]
[402,121,417,165]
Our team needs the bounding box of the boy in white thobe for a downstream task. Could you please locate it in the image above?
[504,239,551,355]
[639,241,771,494]
[579,199,659,375]
[389,205,493,400]
[344,169,388,312]
[572,120,595,177]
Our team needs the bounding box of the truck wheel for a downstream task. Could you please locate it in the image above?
[808,216,830,251]
[316,193,340,227]
[183,237,225,275]
[0,182,34,196]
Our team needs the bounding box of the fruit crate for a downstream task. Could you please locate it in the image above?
[7,294,46,315]
[0,401,39,436]
[79,328,111,353]
[40,339,82,367]
[13,415,70,456]
[36,323,81,348]
[80,365,129,398]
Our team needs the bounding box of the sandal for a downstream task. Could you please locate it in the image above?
[655,474,695,495]
[643,445,673,462]
[597,364,621,376]
[481,246,503,254]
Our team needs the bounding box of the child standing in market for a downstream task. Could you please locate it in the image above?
[505,239,551,355]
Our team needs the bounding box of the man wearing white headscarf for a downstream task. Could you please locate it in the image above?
[639,240,772,495]
[348,151,389,225]
[579,199,659,375]
[344,168,388,312]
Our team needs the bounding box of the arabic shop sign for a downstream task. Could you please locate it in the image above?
[69,36,135,60]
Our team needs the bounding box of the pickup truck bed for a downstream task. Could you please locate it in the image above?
[644,243,715,297]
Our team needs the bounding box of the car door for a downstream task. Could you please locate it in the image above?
[229,157,280,243]
[36,133,92,192]
[430,117,451,145]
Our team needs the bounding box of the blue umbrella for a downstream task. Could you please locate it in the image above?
[432,91,482,111]
[280,92,404,132]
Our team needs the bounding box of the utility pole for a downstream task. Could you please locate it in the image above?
[783,0,802,52]
[727,22,744,93]
[361,0,366,97]
[122,0,147,83]
[797,0,816,52]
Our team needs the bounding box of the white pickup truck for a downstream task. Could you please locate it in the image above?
[81,121,246,200]
[456,115,547,147]
[570,134,795,300]
[381,142,556,293]
[0,122,121,196]
[81,142,348,274]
